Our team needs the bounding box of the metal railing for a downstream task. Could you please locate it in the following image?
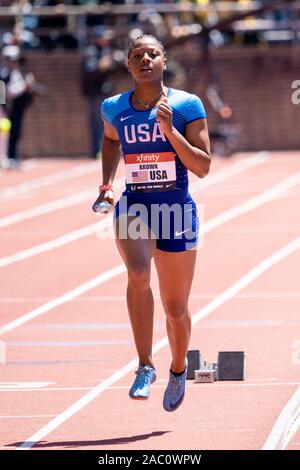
[0,1,265,18]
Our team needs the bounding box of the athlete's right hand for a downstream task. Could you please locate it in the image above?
[92,192,115,214]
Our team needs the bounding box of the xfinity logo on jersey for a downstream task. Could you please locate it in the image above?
[136,154,160,163]
[125,152,176,192]
[124,123,166,143]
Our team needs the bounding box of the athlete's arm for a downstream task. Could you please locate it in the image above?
[101,121,121,185]
[92,121,121,212]
[157,102,211,178]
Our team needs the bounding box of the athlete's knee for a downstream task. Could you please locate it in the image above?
[127,263,151,286]
[164,301,188,323]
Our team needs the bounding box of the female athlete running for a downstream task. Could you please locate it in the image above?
[93,35,211,411]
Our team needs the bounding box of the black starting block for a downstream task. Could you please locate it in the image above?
[217,351,245,380]
[187,349,246,382]
[187,350,201,379]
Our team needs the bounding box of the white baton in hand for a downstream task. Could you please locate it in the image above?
[96,200,114,214]
[93,184,115,214]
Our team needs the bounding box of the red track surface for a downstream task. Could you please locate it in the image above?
[0,152,300,450]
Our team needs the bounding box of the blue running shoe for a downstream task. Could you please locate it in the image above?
[129,365,156,400]
[163,360,187,412]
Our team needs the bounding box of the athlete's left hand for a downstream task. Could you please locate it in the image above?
[156,102,173,136]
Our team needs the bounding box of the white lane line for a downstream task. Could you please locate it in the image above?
[0,177,124,229]
[0,218,112,268]
[1,165,299,270]
[0,389,92,393]
[0,189,94,228]
[19,320,299,330]
[3,292,300,303]
[189,151,269,194]
[262,385,300,450]
[22,322,137,330]
[0,265,126,337]
[7,319,300,331]
[0,161,97,200]
[2,169,300,334]
[0,415,57,418]
[2,382,300,394]
[190,237,300,327]
[0,296,127,303]
[18,235,300,449]
[0,382,54,389]
[191,292,300,299]
[109,382,300,390]
[6,340,132,346]
[202,170,300,235]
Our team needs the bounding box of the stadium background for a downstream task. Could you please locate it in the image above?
[0,0,299,159]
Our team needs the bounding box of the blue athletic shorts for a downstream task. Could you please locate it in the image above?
[114,191,199,252]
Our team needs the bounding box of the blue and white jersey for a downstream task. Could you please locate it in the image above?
[101,87,206,201]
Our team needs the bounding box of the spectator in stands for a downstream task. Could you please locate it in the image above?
[0,45,36,168]
[81,29,124,158]
[0,105,11,169]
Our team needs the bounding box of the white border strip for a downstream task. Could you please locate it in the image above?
[17,235,300,449]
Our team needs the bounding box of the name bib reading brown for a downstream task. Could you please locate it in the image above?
[125,152,176,193]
